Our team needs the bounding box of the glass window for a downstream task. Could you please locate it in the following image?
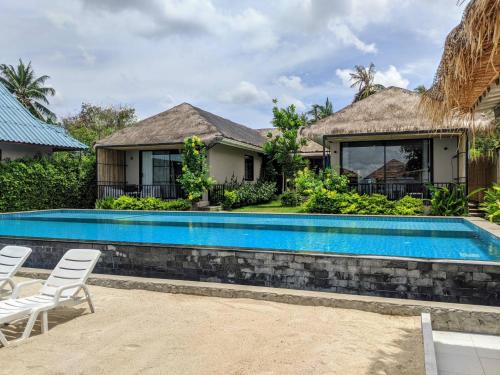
[141,150,183,185]
[341,141,385,183]
[244,155,254,181]
[341,139,431,184]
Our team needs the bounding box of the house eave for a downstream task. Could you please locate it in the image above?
[322,128,468,143]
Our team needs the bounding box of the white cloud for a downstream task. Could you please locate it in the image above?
[336,66,409,89]
[277,75,304,91]
[78,46,96,65]
[328,21,377,54]
[229,8,278,51]
[220,81,270,105]
[279,95,306,111]
[374,65,409,88]
[0,0,466,127]
[335,69,354,88]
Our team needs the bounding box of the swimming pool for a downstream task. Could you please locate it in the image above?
[0,209,499,261]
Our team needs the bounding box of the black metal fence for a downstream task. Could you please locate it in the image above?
[97,184,184,200]
[208,184,226,205]
[348,182,465,200]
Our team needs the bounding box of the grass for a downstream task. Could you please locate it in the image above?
[230,200,303,213]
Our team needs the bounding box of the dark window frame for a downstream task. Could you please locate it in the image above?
[339,138,433,184]
[139,150,183,185]
[244,155,254,181]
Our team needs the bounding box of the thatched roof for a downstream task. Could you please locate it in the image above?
[302,87,492,144]
[95,103,266,149]
[257,128,324,155]
[421,0,500,121]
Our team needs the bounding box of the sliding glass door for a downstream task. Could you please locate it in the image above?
[141,150,182,185]
[341,139,431,184]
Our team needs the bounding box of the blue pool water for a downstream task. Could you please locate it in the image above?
[0,210,499,261]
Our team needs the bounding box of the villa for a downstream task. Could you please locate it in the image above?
[94,103,266,199]
[0,83,86,160]
[303,87,496,199]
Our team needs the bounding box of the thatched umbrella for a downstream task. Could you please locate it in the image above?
[421,0,500,122]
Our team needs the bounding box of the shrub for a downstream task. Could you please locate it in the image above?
[304,189,424,216]
[281,191,301,207]
[294,168,321,196]
[392,195,424,216]
[95,197,115,209]
[0,152,96,212]
[428,184,481,216]
[319,168,349,193]
[222,191,238,210]
[177,136,215,202]
[222,181,276,209]
[94,196,191,211]
[480,184,500,223]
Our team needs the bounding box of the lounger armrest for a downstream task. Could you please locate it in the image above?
[11,279,44,299]
[0,277,15,291]
[52,283,85,305]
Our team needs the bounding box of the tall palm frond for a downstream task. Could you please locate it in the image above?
[307,97,333,124]
[349,63,385,103]
[0,59,56,122]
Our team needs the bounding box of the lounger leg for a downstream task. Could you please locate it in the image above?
[41,312,48,333]
[22,312,39,340]
[82,285,95,313]
[0,330,8,347]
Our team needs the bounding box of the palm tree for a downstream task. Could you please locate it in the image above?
[307,97,333,123]
[0,59,56,122]
[414,85,427,94]
[349,63,385,103]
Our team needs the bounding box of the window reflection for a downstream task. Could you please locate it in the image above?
[341,140,431,184]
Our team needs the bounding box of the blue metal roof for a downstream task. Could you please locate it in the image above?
[0,83,87,150]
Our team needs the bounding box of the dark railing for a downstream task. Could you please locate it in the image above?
[208,184,226,205]
[97,184,184,200]
[348,182,465,200]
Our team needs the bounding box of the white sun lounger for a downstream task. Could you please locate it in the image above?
[0,249,101,347]
[0,246,32,298]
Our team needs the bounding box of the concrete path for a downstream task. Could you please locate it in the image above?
[434,331,500,375]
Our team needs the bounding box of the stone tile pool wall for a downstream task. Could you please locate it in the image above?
[2,237,499,306]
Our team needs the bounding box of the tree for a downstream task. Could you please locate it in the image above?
[349,63,385,103]
[263,99,307,190]
[62,103,136,147]
[307,97,333,123]
[0,59,56,122]
[177,136,215,202]
[414,85,427,94]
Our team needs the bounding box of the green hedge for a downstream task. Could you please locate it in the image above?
[480,184,500,223]
[95,196,191,211]
[303,189,424,216]
[0,153,96,212]
[222,181,276,209]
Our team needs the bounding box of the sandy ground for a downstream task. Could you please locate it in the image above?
[0,280,424,375]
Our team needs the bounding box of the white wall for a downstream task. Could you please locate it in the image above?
[208,144,262,183]
[125,150,140,185]
[0,142,53,160]
[329,142,341,172]
[433,137,458,182]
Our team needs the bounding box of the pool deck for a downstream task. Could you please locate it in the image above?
[433,331,500,375]
[0,276,424,375]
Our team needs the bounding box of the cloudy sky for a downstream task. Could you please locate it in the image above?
[0,0,465,128]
